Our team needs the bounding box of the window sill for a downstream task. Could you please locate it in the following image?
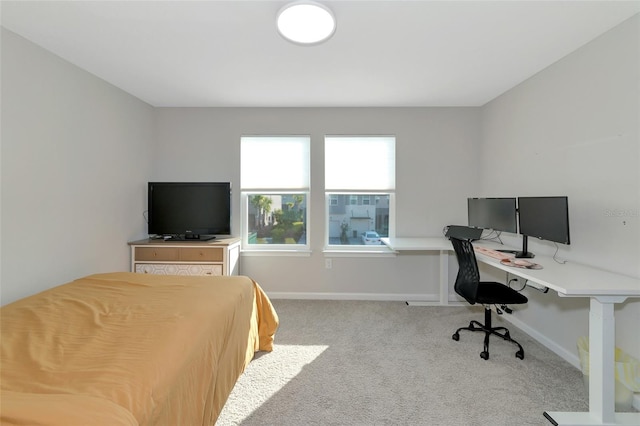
[241,249,312,257]
[323,247,396,258]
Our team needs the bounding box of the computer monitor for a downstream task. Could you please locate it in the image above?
[468,197,518,233]
[516,196,570,258]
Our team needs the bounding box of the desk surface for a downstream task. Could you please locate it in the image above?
[383,237,640,299]
[473,241,640,299]
[381,237,451,251]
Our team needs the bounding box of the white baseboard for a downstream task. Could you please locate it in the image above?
[267,292,440,302]
[500,312,581,369]
[406,300,467,306]
[268,292,469,306]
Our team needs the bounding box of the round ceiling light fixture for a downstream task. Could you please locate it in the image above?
[277,1,336,45]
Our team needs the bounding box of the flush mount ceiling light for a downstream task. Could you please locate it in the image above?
[277,1,336,45]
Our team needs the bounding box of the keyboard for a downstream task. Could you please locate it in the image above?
[474,246,515,261]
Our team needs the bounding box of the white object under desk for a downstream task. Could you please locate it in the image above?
[384,237,640,426]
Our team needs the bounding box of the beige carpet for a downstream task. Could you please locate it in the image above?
[217,300,589,425]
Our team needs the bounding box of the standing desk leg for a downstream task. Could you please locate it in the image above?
[544,296,638,426]
[589,298,616,424]
[439,250,449,305]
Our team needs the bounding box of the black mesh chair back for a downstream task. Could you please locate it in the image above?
[450,237,480,305]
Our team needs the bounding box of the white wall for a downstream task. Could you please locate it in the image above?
[153,107,481,299]
[480,15,640,362]
[0,29,154,304]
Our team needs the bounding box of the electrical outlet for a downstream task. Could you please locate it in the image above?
[325,259,332,269]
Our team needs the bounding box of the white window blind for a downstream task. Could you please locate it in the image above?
[241,136,310,190]
[325,136,395,190]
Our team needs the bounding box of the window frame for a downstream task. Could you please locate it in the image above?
[240,136,311,255]
[324,135,396,253]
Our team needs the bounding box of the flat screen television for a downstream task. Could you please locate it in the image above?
[467,197,518,233]
[516,196,570,258]
[147,182,231,241]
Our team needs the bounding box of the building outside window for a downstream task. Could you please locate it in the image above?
[327,194,390,245]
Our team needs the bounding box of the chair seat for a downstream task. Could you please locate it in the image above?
[476,281,528,305]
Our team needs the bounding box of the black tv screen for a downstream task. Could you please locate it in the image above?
[148,182,231,240]
[518,196,570,245]
[468,197,517,233]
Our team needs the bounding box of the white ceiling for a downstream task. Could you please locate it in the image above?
[2,1,639,107]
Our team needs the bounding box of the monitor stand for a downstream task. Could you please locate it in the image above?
[498,249,519,254]
[515,235,535,258]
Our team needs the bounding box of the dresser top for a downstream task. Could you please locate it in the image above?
[128,237,240,246]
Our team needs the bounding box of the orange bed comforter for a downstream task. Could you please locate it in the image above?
[0,272,279,425]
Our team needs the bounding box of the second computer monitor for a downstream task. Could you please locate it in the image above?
[467,197,518,233]
[517,196,570,245]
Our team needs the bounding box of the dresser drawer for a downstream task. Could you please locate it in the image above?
[135,247,180,261]
[179,247,222,262]
[135,263,223,276]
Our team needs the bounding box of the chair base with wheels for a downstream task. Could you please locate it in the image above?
[452,305,525,360]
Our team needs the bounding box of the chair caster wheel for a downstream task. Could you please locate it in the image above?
[515,350,524,360]
[452,333,460,341]
[480,351,489,360]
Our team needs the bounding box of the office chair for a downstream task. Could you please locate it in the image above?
[449,237,528,360]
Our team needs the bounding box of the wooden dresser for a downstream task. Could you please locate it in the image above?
[128,237,240,276]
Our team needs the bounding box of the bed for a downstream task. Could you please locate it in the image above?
[0,272,279,425]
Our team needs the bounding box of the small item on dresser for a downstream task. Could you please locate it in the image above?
[500,258,543,269]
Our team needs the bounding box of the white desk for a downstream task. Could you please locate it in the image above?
[382,236,640,426]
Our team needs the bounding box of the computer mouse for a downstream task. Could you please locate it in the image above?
[514,259,532,267]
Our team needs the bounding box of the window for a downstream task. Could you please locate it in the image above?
[325,136,395,248]
[241,136,310,251]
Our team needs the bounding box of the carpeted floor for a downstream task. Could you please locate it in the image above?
[217,300,590,425]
